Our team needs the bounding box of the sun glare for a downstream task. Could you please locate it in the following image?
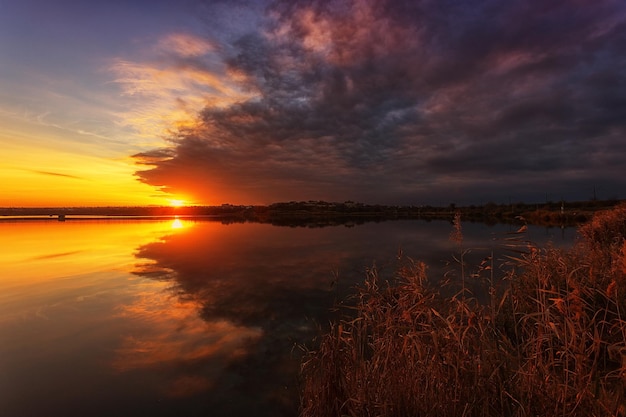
[169,199,185,207]
[171,217,184,229]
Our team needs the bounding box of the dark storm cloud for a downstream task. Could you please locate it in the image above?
[135,0,626,204]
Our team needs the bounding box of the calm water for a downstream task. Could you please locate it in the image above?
[0,218,576,417]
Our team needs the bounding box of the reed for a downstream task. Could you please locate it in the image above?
[300,204,626,417]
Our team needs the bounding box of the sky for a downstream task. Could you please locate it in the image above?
[1,0,626,207]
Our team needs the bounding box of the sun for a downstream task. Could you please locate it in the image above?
[168,199,185,207]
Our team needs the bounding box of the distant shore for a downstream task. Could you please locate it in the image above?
[1,199,623,227]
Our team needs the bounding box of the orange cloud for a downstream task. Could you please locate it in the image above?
[156,33,216,57]
[110,32,256,142]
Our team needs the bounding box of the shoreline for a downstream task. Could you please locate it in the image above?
[1,199,622,227]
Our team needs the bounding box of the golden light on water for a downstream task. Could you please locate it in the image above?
[171,217,184,229]
[0,220,178,284]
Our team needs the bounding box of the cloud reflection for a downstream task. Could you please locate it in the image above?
[127,218,576,414]
[130,221,356,414]
[113,280,262,398]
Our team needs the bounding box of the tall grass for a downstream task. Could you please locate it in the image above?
[300,204,626,417]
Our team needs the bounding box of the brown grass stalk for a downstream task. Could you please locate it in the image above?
[300,204,626,417]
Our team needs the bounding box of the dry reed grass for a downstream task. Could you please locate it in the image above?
[300,204,626,417]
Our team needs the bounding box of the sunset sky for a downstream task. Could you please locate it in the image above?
[2,0,626,207]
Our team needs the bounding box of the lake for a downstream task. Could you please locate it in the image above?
[0,218,576,417]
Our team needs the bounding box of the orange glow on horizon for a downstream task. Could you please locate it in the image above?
[169,199,186,207]
[0,116,178,207]
[0,27,254,209]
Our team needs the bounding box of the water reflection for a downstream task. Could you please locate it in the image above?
[0,218,577,417]
[170,217,184,229]
[112,280,262,399]
[129,220,577,415]
[130,222,353,416]
[0,220,185,417]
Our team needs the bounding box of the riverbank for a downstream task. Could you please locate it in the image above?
[2,199,622,227]
[300,204,626,417]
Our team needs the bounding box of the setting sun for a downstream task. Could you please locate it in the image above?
[169,199,185,207]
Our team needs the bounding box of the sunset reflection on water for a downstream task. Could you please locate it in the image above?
[0,219,225,416]
[0,218,337,416]
[0,218,576,417]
